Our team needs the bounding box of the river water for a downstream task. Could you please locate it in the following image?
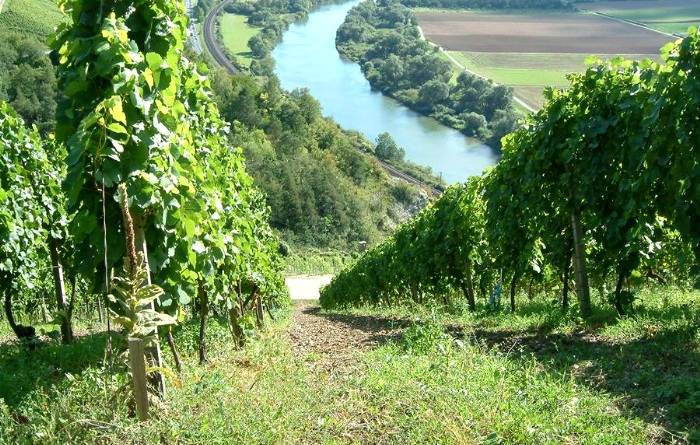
[271,0,498,184]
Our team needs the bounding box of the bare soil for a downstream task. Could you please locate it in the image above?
[284,301,407,375]
[415,11,672,54]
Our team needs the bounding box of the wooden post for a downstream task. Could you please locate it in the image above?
[49,237,73,343]
[570,210,591,317]
[132,215,166,398]
[128,337,149,421]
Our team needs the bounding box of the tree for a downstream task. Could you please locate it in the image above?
[375,132,405,162]
[0,31,59,135]
[418,79,450,109]
[460,112,487,137]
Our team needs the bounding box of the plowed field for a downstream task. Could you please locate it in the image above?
[416,11,672,54]
[415,10,676,109]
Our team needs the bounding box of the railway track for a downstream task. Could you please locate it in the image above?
[376,158,442,198]
[203,0,238,75]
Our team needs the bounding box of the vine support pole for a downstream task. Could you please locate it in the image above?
[133,215,166,398]
[128,337,149,421]
[571,210,591,317]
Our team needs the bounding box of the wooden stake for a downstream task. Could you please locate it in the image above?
[128,337,149,421]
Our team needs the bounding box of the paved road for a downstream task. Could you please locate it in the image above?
[285,275,334,300]
[185,0,203,54]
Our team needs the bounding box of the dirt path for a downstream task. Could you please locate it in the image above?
[284,301,407,375]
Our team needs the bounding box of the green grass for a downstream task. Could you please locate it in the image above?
[220,13,262,68]
[578,2,700,35]
[0,0,66,38]
[1,288,697,443]
[448,51,662,109]
[652,21,700,35]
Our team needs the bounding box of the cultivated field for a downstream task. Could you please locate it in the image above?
[416,10,675,109]
[578,0,700,35]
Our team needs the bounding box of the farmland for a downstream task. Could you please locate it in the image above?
[415,10,675,109]
[578,0,700,35]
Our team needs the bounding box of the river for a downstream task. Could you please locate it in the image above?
[271,0,498,184]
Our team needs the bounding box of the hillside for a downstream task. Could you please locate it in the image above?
[0,2,698,444]
[0,0,64,37]
[0,0,429,254]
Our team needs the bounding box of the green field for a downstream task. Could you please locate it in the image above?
[577,0,700,35]
[220,13,262,67]
[447,50,665,109]
[0,0,65,38]
[448,51,574,109]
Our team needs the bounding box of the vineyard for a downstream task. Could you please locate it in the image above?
[0,0,65,37]
[1,0,699,443]
[322,29,700,318]
[1,0,288,423]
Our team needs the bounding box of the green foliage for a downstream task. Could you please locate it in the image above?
[374,132,405,162]
[336,0,520,149]
[0,102,70,341]
[401,313,453,354]
[323,30,700,318]
[49,0,288,348]
[0,102,51,292]
[284,249,353,275]
[321,177,486,310]
[108,253,176,344]
[213,73,426,249]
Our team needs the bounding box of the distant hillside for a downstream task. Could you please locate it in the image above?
[0,0,63,134]
[0,0,428,252]
[0,0,65,38]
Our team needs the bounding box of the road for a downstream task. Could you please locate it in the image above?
[285,275,334,300]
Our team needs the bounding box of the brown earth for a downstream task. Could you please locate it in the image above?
[416,11,673,53]
[284,301,407,375]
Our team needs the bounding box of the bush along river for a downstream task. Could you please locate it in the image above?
[271,0,498,184]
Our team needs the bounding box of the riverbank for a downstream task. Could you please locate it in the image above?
[270,0,498,183]
[335,0,520,151]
